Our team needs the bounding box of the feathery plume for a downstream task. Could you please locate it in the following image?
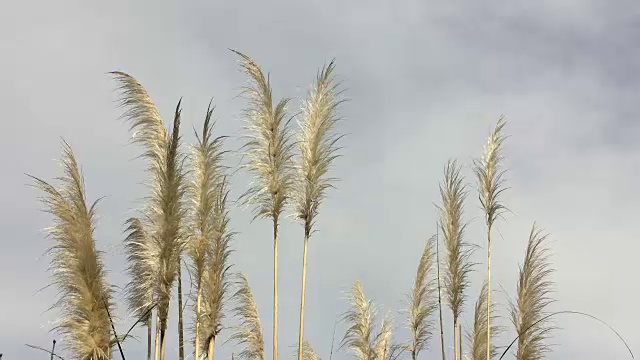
[510,225,554,360]
[200,177,235,359]
[29,141,113,360]
[374,314,393,360]
[110,71,168,174]
[438,160,472,360]
[474,117,507,360]
[301,340,320,360]
[153,100,187,360]
[468,281,501,360]
[406,236,438,360]
[230,273,265,360]
[188,102,228,359]
[341,281,377,360]
[294,59,343,229]
[232,49,295,360]
[111,71,186,360]
[474,117,507,231]
[123,216,157,360]
[111,70,169,359]
[295,59,344,360]
[232,49,294,221]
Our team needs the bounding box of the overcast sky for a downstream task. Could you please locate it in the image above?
[2,0,640,359]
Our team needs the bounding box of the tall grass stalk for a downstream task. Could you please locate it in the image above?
[111,72,186,360]
[178,265,185,360]
[510,224,554,360]
[294,60,344,360]
[436,227,446,360]
[188,103,228,359]
[232,49,295,360]
[474,117,507,360]
[157,100,187,360]
[200,178,234,359]
[406,236,437,360]
[29,141,114,360]
[438,160,472,360]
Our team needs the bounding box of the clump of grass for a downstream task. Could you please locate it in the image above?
[29,141,114,360]
[232,49,295,360]
[229,273,265,360]
[111,72,187,360]
[467,281,501,360]
[438,160,473,360]
[474,117,507,360]
[510,224,554,360]
[187,102,228,359]
[406,236,438,360]
[111,70,168,360]
[295,59,344,360]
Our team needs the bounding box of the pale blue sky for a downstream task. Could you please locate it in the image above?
[2,0,640,359]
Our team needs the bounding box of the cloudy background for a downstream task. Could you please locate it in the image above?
[2,0,639,359]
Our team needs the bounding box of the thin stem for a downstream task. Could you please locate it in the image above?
[486,226,492,360]
[147,317,152,360]
[25,344,65,360]
[208,337,216,360]
[196,287,202,360]
[458,323,462,360]
[178,264,185,360]
[453,318,458,360]
[499,310,635,360]
[273,217,280,360]
[329,314,338,360]
[154,313,160,360]
[436,226,446,360]
[50,339,56,360]
[105,299,126,360]
[297,228,311,360]
[160,327,167,360]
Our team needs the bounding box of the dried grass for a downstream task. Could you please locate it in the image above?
[341,281,377,360]
[474,117,508,360]
[438,160,473,360]
[29,141,114,360]
[111,72,187,360]
[510,224,554,360]
[467,281,501,360]
[229,274,265,360]
[199,177,235,358]
[188,102,229,359]
[295,59,344,360]
[406,236,438,360]
[232,49,295,360]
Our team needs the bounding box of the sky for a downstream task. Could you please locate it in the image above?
[2,0,640,359]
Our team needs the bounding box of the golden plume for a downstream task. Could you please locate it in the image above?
[295,59,344,360]
[29,141,114,359]
[229,273,265,360]
[231,49,295,360]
